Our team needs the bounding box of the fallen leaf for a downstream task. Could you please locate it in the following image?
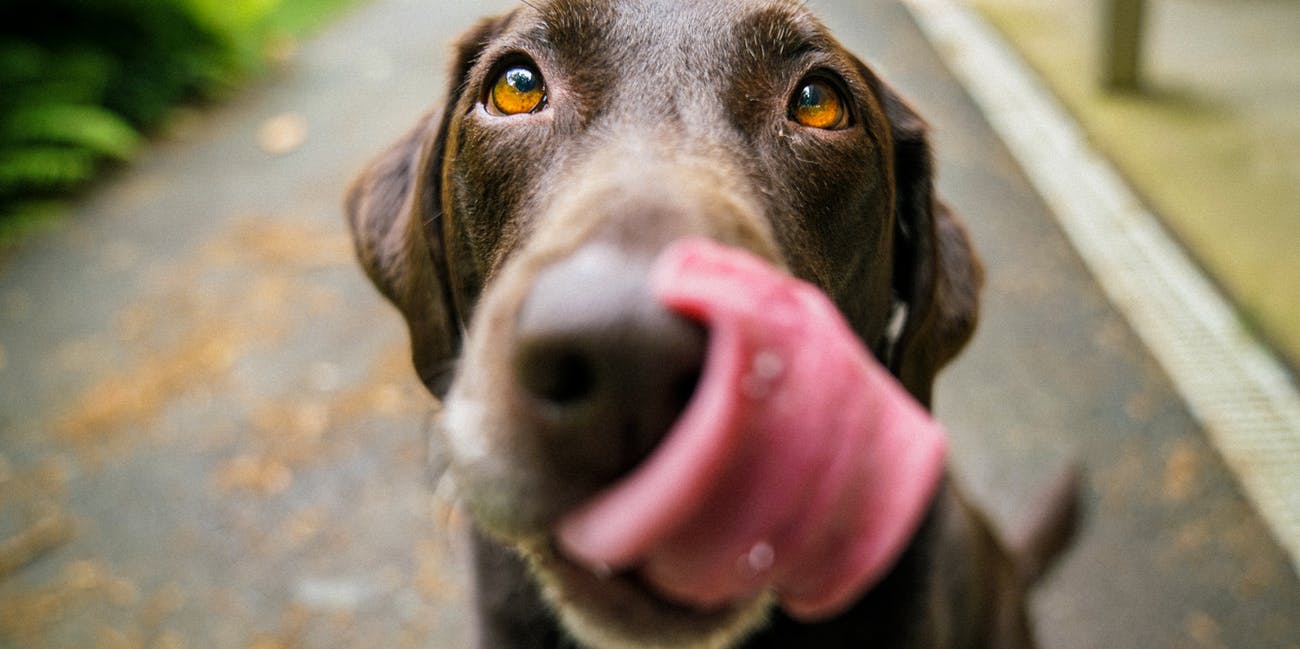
[257,113,309,156]
[215,455,294,496]
[246,636,288,649]
[0,513,76,578]
[1162,440,1199,503]
[1184,611,1221,647]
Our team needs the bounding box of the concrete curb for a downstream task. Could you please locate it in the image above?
[902,0,1300,576]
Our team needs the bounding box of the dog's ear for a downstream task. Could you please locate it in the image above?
[345,15,513,396]
[880,86,983,408]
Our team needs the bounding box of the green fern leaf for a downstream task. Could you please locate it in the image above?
[2,104,142,160]
[0,146,97,193]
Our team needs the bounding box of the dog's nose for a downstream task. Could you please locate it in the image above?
[513,245,706,485]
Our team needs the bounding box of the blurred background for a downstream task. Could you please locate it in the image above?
[1,0,1297,647]
[968,0,1300,381]
[1,0,353,245]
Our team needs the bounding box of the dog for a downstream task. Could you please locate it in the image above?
[345,1,1078,647]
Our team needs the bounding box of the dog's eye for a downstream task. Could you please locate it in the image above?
[488,65,546,116]
[789,79,848,130]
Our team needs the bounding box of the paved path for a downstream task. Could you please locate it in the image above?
[1,0,1297,647]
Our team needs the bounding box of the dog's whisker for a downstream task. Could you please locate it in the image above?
[424,408,450,484]
[428,475,474,567]
[431,470,461,523]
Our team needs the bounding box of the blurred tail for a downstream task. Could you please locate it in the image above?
[1008,464,1083,584]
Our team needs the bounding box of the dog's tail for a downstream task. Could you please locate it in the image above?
[1007,465,1083,584]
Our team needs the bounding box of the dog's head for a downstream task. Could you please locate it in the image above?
[347,0,981,647]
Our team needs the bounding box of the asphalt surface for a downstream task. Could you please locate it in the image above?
[1,0,1297,647]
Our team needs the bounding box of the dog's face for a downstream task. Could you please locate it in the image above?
[347,0,981,647]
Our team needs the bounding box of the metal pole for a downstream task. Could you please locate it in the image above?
[1103,0,1147,91]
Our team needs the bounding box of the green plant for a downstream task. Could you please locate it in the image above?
[0,0,364,245]
[0,0,281,237]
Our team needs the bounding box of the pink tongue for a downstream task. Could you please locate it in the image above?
[556,238,946,620]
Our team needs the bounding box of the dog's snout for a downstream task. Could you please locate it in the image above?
[513,246,706,484]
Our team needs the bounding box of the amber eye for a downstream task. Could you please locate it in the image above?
[489,64,546,115]
[790,79,848,130]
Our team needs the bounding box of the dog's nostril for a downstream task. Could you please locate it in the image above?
[672,367,702,413]
[510,246,709,490]
[519,346,597,406]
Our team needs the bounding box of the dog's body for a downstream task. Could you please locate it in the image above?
[346,1,1077,647]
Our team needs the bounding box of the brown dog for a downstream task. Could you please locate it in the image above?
[346,1,1077,647]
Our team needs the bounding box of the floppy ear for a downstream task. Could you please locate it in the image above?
[344,15,513,396]
[881,87,983,408]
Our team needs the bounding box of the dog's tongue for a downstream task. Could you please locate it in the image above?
[556,238,946,620]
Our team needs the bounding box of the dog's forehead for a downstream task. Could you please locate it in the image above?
[511,0,831,64]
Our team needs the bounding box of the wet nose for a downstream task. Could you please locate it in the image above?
[512,245,707,486]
